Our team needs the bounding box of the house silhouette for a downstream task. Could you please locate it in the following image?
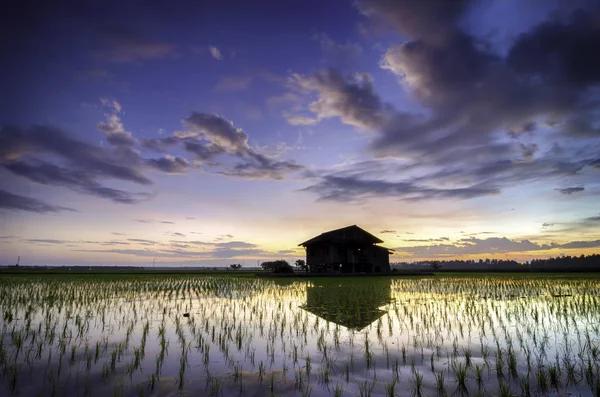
[299,225,391,273]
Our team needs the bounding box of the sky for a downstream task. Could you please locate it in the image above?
[1,0,600,266]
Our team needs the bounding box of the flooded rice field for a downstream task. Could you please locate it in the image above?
[1,274,599,396]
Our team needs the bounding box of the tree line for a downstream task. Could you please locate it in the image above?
[393,254,600,272]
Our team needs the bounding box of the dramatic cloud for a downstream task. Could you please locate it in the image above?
[0,189,74,213]
[288,69,390,130]
[1,99,303,209]
[289,1,600,202]
[556,186,585,195]
[508,10,600,89]
[374,37,567,157]
[370,0,600,149]
[180,113,303,179]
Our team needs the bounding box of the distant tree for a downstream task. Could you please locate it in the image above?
[229,263,242,270]
[260,260,294,273]
[295,259,308,273]
[430,261,441,271]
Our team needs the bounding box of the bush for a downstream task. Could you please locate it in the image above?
[260,260,294,273]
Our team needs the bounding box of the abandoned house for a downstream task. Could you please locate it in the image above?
[299,225,391,273]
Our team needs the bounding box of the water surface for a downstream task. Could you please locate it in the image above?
[1,274,599,396]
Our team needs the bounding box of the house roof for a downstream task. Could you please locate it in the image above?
[298,225,384,246]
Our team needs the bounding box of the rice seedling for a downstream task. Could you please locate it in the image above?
[410,370,424,397]
[519,375,531,397]
[452,360,468,395]
[548,362,561,391]
[357,379,376,397]
[536,364,549,393]
[0,273,598,396]
[435,370,447,397]
[333,383,344,397]
[497,380,516,397]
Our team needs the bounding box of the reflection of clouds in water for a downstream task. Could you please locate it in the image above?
[1,276,600,396]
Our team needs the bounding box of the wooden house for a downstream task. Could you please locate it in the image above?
[299,225,391,273]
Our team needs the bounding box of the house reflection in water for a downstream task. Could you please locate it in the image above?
[300,278,392,331]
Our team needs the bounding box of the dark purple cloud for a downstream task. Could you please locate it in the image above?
[508,9,600,87]
[146,156,190,174]
[1,108,303,210]
[302,173,499,202]
[556,186,585,195]
[4,159,150,203]
[26,239,69,244]
[301,154,590,202]
[180,113,303,179]
[0,125,150,185]
[290,1,600,202]
[0,188,74,213]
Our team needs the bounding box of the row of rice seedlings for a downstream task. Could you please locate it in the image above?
[0,275,599,396]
